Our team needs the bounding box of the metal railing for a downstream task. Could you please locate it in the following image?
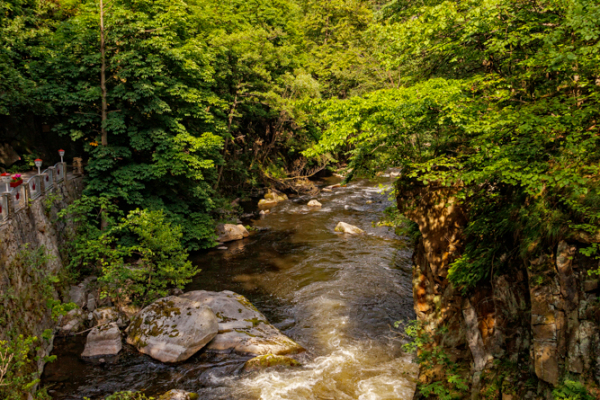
[0,161,78,226]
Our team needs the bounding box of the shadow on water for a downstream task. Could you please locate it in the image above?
[43,175,418,400]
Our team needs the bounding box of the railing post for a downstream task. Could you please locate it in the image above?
[0,193,9,225]
[10,185,26,213]
[26,176,42,202]
[53,162,65,184]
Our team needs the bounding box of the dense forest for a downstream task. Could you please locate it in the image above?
[1,0,600,398]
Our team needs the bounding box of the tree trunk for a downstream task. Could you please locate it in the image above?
[100,0,108,147]
[100,0,108,231]
[214,95,238,190]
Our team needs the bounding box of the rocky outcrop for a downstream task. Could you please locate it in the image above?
[216,224,250,243]
[398,178,600,399]
[81,322,122,358]
[126,296,219,363]
[0,176,84,394]
[334,222,364,234]
[180,290,305,355]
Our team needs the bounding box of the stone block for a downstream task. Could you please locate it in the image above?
[81,322,122,358]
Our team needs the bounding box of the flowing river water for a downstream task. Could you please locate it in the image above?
[43,175,418,399]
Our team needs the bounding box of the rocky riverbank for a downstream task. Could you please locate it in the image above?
[397,177,600,399]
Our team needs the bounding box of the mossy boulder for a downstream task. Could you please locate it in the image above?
[242,354,301,372]
[180,290,305,356]
[126,296,218,363]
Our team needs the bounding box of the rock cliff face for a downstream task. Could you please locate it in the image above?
[397,179,600,399]
[0,177,84,379]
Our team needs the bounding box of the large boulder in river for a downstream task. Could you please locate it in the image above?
[307,200,322,207]
[334,221,364,234]
[81,322,122,358]
[180,290,305,355]
[126,296,219,363]
[216,224,250,242]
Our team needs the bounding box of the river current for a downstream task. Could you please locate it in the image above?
[43,175,418,399]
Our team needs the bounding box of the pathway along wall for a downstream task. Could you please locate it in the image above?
[0,172,84,386]
[397,177,600,400]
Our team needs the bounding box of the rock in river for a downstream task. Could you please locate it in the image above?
[243,354,301,372]
[216,224,250,243]
[180,290,305,356]
[334,221,364,234]
[307,200,322,207]
[81,322,122,358]
[126,296,219,363]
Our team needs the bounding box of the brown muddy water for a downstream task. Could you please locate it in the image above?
[43,176,418,399]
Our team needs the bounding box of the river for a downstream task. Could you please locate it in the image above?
[43,175,418,399]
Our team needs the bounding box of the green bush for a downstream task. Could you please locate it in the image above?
[552,380,594,400]
[61,197,200,306]
[0,336,50,400]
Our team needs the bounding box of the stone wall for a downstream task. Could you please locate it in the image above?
[0,176,84,382]
[398,179,600,399]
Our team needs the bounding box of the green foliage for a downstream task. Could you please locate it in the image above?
[0,245,74,337]
[552,379,595,400]
[311,0,600,290]
[102,392,152,400]
[61,197,199,305]
[0,335,50,400]
[400,320,469,399]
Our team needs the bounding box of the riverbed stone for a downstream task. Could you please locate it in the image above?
[180,290,305,355]
[258,199,279,208]
[334,222,364,234]
[159,390,199,400]
[216,224,249,243]
[60,308,84,334]
[87,293,97,312]
[81,322,122,358]
[243,354,301,372]
[307,200,322,207]
[126,296,219,363]
[93,307,126,328]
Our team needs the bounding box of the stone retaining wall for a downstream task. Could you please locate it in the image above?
[0,173,84,385]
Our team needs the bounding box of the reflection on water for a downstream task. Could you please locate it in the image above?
[43,176,418,399]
